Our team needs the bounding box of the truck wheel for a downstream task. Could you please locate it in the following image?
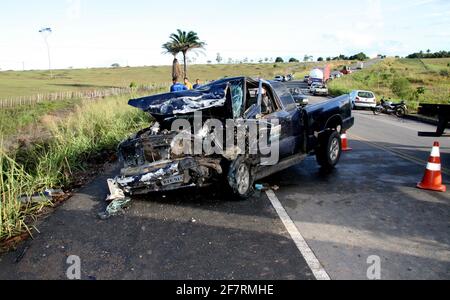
[227,157,254,199]
[316,131,342,170]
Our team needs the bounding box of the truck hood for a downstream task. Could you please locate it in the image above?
[129,83,228,120]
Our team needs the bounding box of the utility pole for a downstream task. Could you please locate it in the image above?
[39,27,53,78]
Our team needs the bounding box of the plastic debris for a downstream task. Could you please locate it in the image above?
[98,197,132,220]
[255,184,270,191]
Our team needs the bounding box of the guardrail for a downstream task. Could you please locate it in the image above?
[0,83,171,109]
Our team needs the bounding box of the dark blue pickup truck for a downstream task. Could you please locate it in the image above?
[105,77,354,206]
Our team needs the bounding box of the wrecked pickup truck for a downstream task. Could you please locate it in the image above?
[101,77,354,218]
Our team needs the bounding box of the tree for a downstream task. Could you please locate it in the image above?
[317,57,324,62]
[216,53,223,64]
[349,52,368,61]
[164,29,206,78]
[162,42,182,79]
[289,57,299,63]
[111,63,120,68]
[275,57,284,63]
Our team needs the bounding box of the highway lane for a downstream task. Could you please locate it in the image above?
[266,90,450,279]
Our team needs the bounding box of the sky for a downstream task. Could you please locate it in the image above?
[0,0,449,70]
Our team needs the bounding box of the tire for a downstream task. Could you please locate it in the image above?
[316,131,342,170]
[227,156,254,199]
[395,107,406,118]
[373,106,382,115]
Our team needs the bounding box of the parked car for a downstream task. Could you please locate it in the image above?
[102,77,354,217]
[310,82,323,93]
[341,66,353,75]
[350,90,377,109]
[274,75,285,82]
[311,83,329,96]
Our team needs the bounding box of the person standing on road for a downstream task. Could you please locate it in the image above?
[184,77,193,90]
[193,79,201,89]
[170,77,188,92]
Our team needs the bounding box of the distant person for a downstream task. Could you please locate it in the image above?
[193,79,201,89]
[170,77,188,92]
[184,77,193,90]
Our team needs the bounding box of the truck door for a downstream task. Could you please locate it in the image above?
[254,80,296,159]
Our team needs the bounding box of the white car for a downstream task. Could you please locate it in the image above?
[274,75,285,82]
[311,84,329,96]
[350,90,377,109]
[310,82,324,93]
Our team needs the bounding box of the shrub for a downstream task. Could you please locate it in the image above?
[440,69,449,77]
[391,77,412,98]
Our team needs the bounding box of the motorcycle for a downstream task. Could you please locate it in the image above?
[372,98,407,118]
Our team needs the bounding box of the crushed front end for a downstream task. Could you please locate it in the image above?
[100,126,224,219]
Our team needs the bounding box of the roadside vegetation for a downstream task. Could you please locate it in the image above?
[328,58,450,111]
[0,95,152,242]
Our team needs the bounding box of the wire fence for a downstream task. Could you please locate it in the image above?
[0,82,171,109]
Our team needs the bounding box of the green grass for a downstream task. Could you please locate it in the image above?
[0,95,151,241]
[0,100,81,138]
[0,61,352,99]
[328,58,450,111]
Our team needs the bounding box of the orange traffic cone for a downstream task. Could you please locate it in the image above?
[341,132,352,152]
[417,142,446,192]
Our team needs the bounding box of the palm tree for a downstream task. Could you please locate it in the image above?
[162,42,182,80]
[166,29,206,78]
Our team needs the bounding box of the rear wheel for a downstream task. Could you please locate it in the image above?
[316,131,342,170]
[395,107,406,118]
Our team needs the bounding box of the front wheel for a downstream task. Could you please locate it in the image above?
[316,131,342,170]
[227,157,255,199]
[373,106,383,115]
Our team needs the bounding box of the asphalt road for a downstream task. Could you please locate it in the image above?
[1,81,449,280]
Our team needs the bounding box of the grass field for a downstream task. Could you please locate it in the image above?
[0,61,352,99]
[329,58,450,110]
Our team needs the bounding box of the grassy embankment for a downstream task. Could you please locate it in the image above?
[0,95,151,242]
[328,58,450,111]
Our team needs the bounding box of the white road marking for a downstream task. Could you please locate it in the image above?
[266,190,331,281]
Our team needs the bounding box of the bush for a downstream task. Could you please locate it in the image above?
[440,69,449,77]
[275,57,284,63]
[391,77,412,98]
